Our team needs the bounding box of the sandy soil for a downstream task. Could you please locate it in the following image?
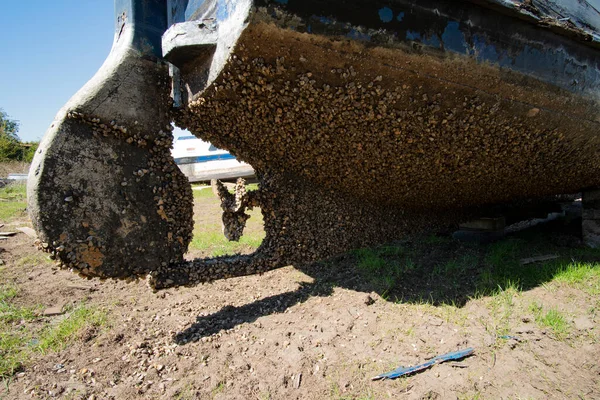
[0,197,598,400]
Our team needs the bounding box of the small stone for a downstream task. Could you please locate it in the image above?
[43,306,64,317]
[293,373,302,389]
[17,227,37,237]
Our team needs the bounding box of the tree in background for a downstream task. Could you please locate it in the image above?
[0,109,38,162]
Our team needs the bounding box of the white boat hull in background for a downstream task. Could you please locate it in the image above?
[171,136,255,183]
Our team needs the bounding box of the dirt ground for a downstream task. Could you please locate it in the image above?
[0,191,599,400]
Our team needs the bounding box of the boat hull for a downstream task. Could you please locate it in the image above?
[150,0,600,288]
[26,0,600,288]
[174,0,600,211]
[176,160,255,182]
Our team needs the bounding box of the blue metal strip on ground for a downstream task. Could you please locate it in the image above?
[174,153,237,165]
[372,348,475,380]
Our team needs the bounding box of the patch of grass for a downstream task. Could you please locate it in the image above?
[476,238,580,295]
[0,330,28,377]
[174,383,198,400]
[551,261,600,295]
[353,245,411,291]
[0,285,17,302]
[433,253,478,277]
[480,248,600,297]
[192,185,213,198]
[424,234,452,245]
[35,305,107,353]
[0,182,27,222]
[328,380,360,400]
[486,284,519,337]
[476,240,524,293]
[0,285,38,324]
[437,302,467,326]
[0,302,108,378]
[530,303,570,339]
[190,229,264,257]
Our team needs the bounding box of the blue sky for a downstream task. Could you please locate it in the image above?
[0,2,118,141]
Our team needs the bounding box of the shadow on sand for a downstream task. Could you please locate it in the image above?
[175,216,599,344]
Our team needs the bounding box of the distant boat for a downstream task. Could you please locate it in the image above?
[171,136,255,182]
[7,173,28,181]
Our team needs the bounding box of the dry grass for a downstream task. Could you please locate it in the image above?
[0,161,30,178]
[0,182,27,222]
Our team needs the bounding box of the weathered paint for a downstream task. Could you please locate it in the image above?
[114,0,167,58]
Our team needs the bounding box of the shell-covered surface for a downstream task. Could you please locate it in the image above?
[151,2,600,288]
[28,0,600,288]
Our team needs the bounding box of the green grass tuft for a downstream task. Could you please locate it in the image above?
[190,230,264,257]
[433,254,478,277]
[530,303,570,339]
[191,185,214,198]
[353,246,412,291]
[486,284,519,337]
[35,305,107,353]
[0,330,28,377]
[0,302,108,378]
[0,285,38,325]
[551,262,600,295]
[0,182,27,222]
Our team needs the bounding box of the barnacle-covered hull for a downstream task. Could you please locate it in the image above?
[29,0,600,288]
[151,0,600,288]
